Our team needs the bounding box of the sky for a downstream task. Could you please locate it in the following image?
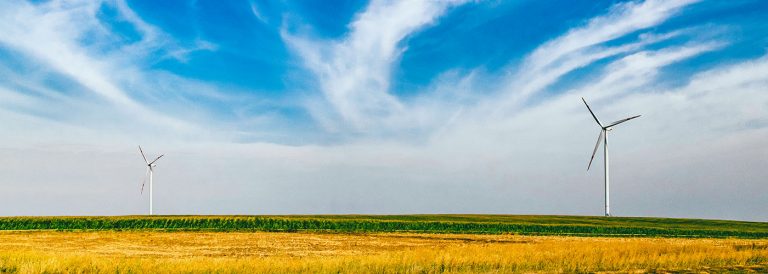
[0,0,766,221]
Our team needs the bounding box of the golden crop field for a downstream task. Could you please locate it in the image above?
[1,231,767,273]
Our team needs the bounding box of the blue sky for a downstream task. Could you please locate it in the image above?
[0,0,767,220]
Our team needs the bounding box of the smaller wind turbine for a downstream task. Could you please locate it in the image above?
[139,146,164,215]
[582,98,640,217]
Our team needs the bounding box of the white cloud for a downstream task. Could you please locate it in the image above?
[0,0,196,132]
[282,0,469,134]
[249,0,267,24]
[0,0,256,144]
[527,0,698,71]
[496,0,701,111]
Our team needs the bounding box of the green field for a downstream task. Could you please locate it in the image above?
[1,215,766,238]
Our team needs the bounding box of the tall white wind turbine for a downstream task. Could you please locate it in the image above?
[139,146,164,215]
[582,98,640,217]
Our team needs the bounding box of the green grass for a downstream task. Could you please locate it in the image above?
[0,215,766,238]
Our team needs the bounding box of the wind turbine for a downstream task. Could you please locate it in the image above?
[139,146,164,215]
[582,98,640,217]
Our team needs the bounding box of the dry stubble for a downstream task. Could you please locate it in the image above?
[0,231,767,273]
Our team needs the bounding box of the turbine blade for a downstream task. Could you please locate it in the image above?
[582,97,603,127]
[138,146,149,164]
[607,115,641,128]
[587,130,604,171]
[150,154,164,165]
[140,168,149,194]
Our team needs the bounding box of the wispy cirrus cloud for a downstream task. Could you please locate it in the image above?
[282,0,469,135]
[495,0,701,111]
[281,0,721,141]
[0,0,257,143]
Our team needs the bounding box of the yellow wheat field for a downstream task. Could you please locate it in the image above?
[0,231,767,273]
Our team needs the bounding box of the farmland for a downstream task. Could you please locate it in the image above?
[1,231,768,273]
[1,215,768,273]
[1,215,767,238]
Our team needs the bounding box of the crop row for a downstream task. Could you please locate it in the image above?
[0,217,766,238]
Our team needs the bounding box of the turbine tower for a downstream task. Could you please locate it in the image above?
[139,146,164,215]
[582,98,640,217]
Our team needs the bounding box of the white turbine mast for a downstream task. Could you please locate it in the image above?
[582,98,640,217]
[139,146,164,215]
